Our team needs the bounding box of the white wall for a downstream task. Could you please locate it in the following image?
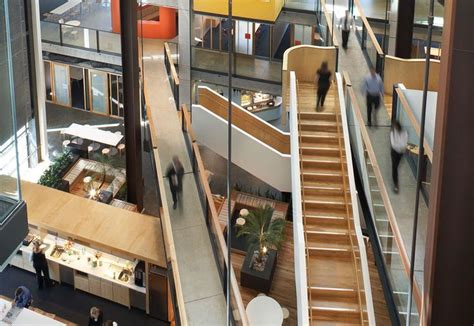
[401,86,438,150]
[191,105,292,192]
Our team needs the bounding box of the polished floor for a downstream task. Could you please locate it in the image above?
[0,266,167,326]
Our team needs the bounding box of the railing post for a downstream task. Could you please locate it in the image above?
[96,29,100,53]
[59,24,63,46]
[362,25,367,50]
[335,46,339,72]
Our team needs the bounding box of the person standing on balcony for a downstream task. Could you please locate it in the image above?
[362,67,384,126]
[339,10,354,49]
[316,61,332,111]
[390,120,408,193]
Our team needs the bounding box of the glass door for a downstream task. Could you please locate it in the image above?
[53,63,71,106]
[89,69,109,115]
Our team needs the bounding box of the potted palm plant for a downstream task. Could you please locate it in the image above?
[237,205,285,292]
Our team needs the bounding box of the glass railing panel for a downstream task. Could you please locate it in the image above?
[344,78,422,322]
[61,25,98,51]
[40,21,61,44]
[234,55,282,83]
[98,31,121,54]
[192,46,228,75]
[0,5,21,222]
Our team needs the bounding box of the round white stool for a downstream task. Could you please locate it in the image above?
[114,131,122,136]
[240,208,249,217]
[236,217,246,226]
[117,143,125,157]
[282,307,290,319]
[62,140,71,149]
[102,148,110,156]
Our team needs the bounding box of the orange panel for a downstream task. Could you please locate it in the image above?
[111,0,177,39]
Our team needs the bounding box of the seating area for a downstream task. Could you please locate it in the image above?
[214,191,295,324]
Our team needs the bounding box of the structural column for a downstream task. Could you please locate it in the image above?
[395,0,415,58]
[178,0,191,107]
[423,1,474,325]
[120,0,144,210]
[28,0,48,161]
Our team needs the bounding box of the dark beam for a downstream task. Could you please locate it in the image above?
[119,0,144,210]
[395,0,415,58]
[423,1,474,324]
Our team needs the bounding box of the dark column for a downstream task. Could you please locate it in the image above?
[119,0,144,210]
[395,0,415,58]
[423,1,474,325]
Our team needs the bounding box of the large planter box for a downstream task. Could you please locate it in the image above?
[240,248,277,293]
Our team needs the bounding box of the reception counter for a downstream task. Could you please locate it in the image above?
[10,233,146,309]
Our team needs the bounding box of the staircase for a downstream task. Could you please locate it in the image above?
[296,82,366,325]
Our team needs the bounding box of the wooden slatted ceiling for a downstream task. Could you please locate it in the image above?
[19,180,167,267]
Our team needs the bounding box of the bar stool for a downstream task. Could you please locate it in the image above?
[282,307,290,319]
[101,148,110,157]
[114,131,122,136]
[89,142,100,152]
[117,144,125,157]
[62,140,71,149]
[71,137,83,145]
[109,147,118,157]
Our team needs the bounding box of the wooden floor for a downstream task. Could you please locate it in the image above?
[232,225,297,325]
[297,82,366,325]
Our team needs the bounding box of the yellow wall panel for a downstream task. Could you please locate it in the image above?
[194,0,284,22]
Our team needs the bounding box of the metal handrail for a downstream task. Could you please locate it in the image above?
[334,87,366,325]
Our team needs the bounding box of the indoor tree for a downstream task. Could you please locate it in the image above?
[237,205,286,268]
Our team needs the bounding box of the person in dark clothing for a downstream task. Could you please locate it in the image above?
[31,239,52,289]
[316,61,332,111]
[166,156,184,209]
[88,307,103,326]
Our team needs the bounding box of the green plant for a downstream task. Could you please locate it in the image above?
[38,151,73,189]
[237,205,286,264]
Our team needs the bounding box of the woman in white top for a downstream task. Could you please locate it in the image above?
[390,120,408,193]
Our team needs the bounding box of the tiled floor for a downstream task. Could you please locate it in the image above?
[142,38,227,325]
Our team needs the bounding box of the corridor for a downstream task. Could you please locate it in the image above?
[142,39,227,324]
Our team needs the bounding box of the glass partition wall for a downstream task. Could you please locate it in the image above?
[44,61,124,118]
[0,0,21,221]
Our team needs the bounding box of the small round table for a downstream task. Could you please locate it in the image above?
[246,295,283,326]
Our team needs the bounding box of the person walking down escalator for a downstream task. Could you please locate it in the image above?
[339,10,354,49]
[166,156,184,209]
[31,239,52,289]
[390,120,408,193]
[316,61,332,111]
